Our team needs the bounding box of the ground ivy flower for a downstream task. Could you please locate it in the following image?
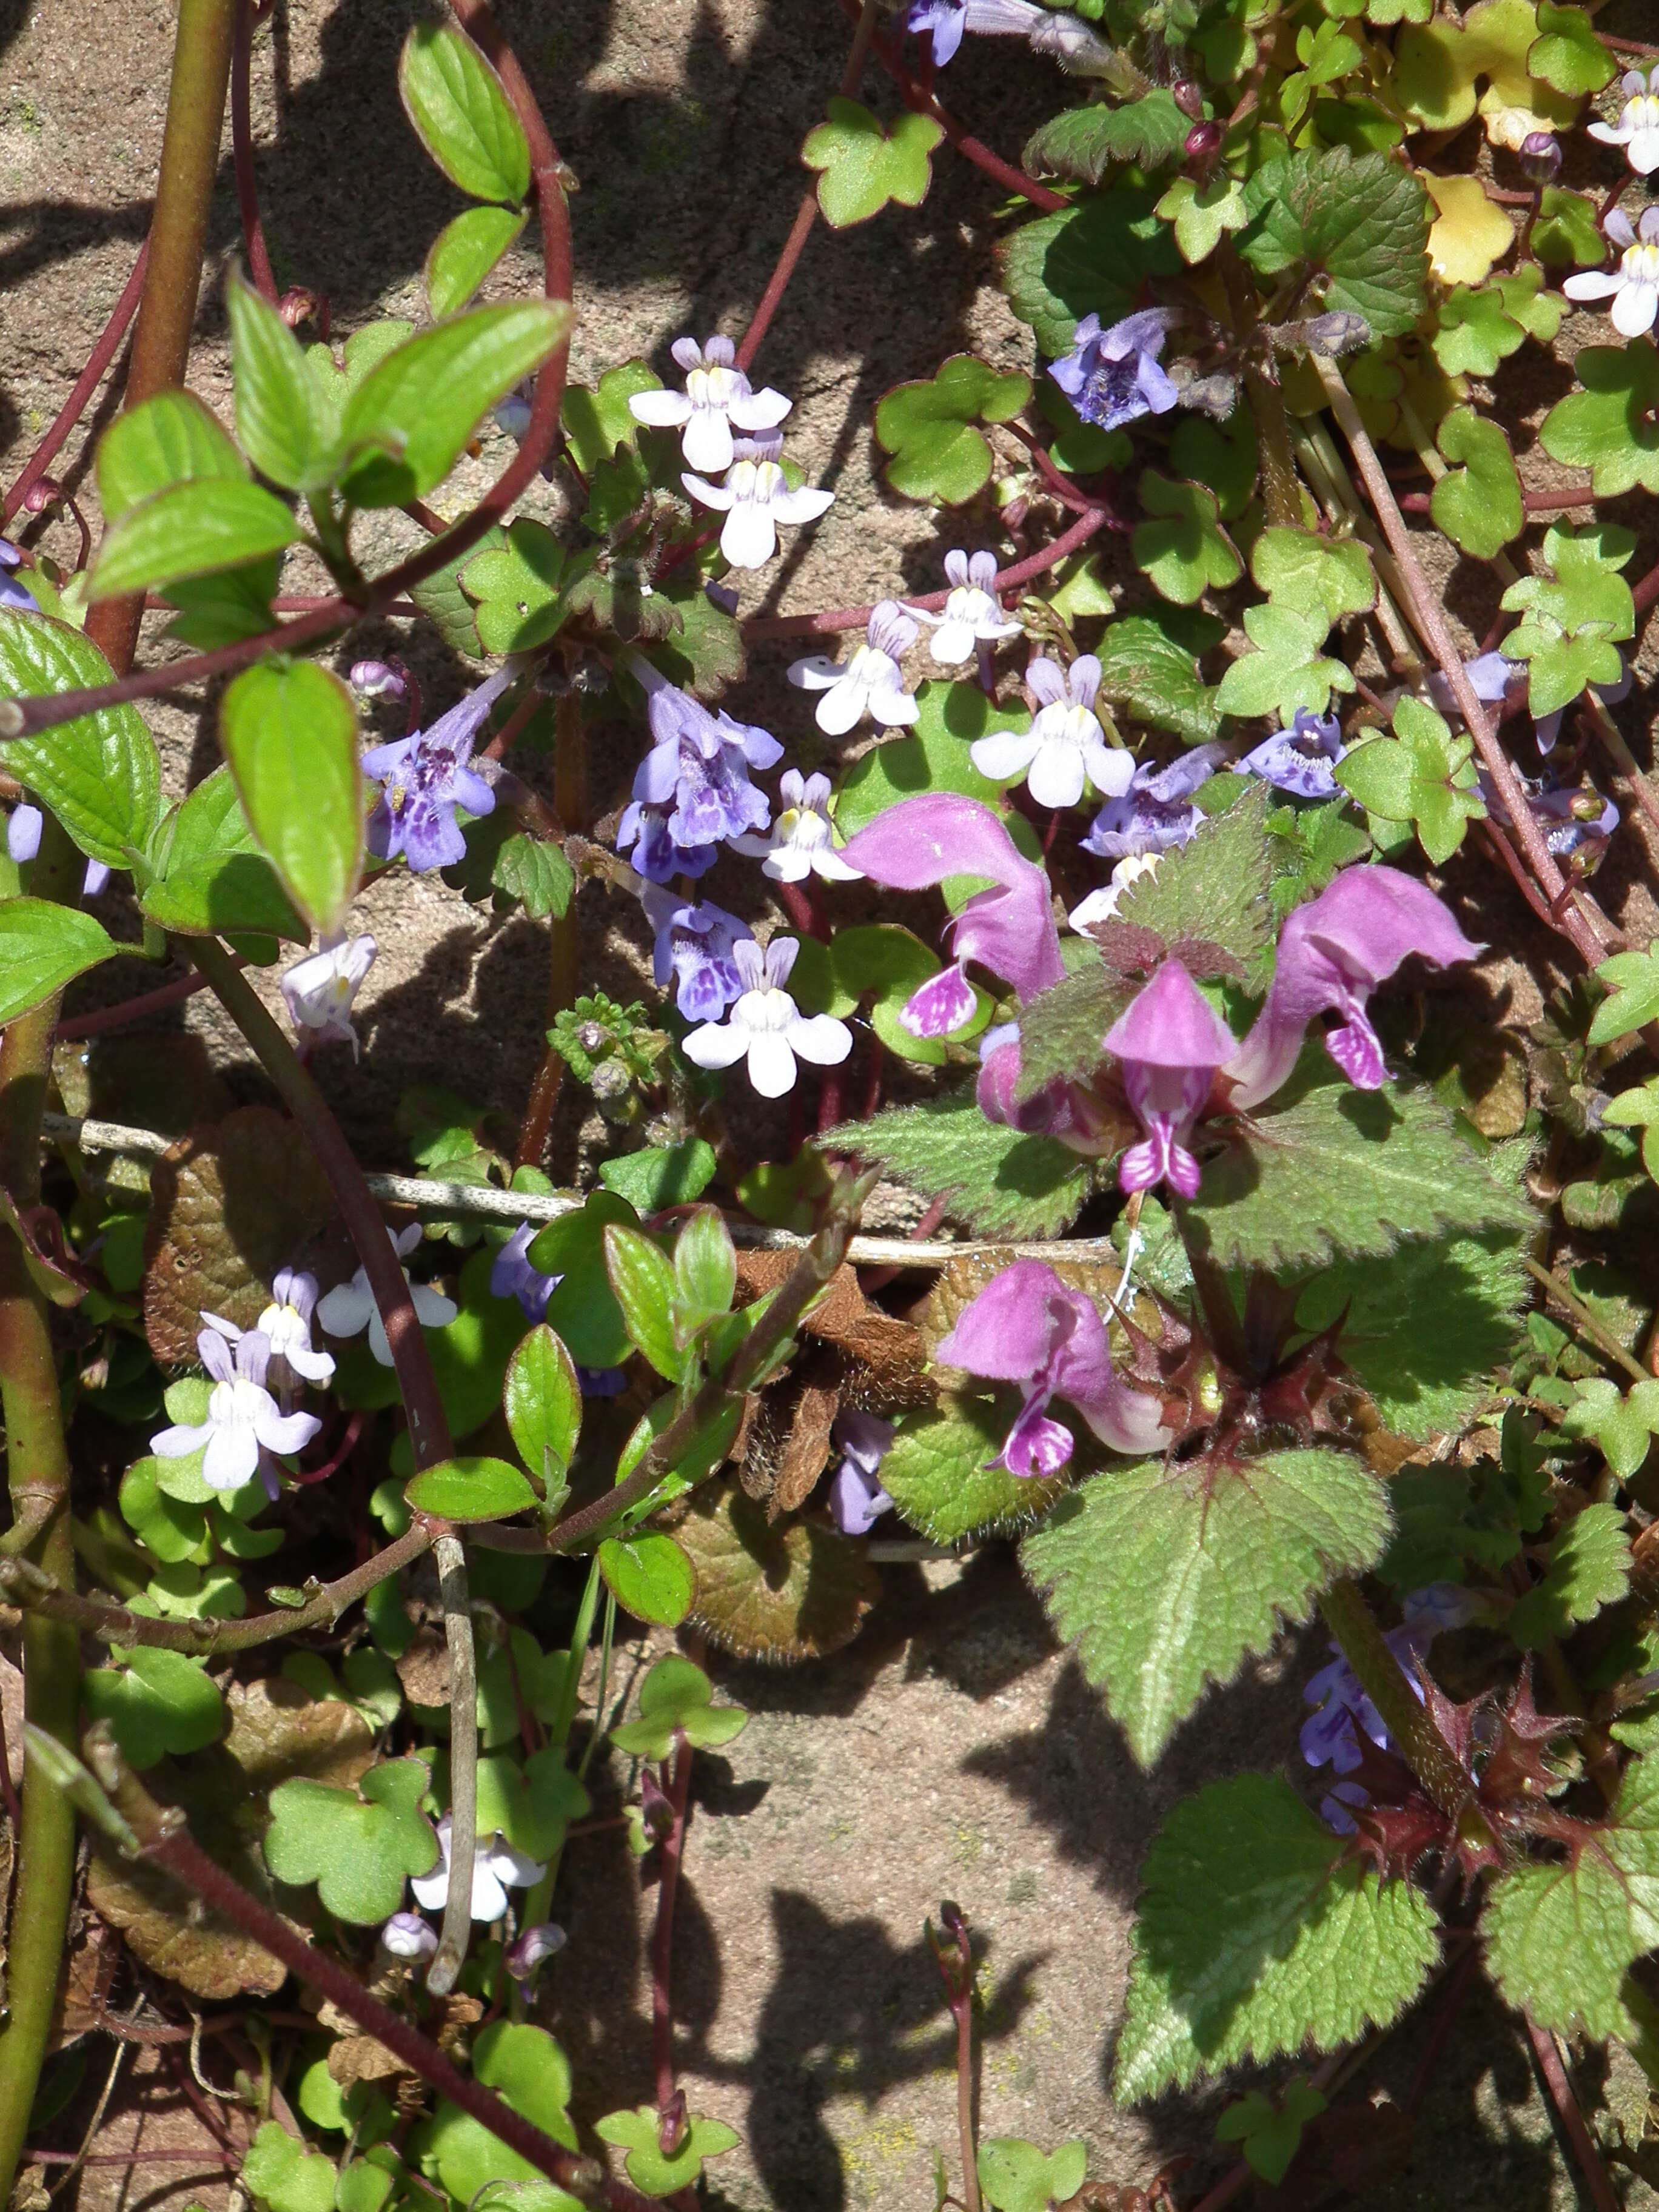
[491,1224,559,1322]
[840,794,1065,1029]
[380,1911,438,1960]
[907,549,1022,671]
[903,0,1044,67]
[631,686,780,853]
[731,771,862,883]
[1048,309,1178,433]
[1563,205,1659,336]
[826,1411,895,1535]
[683,433,834,569]
[1081,745,1224,862]
[935,1259,1170,1475]
[1480,768,1620,865]
[682,936,852,1098]
[411,1814,546,1923]
[640,882,751,1020]
[1238,710,1345,799]
[0,541,38,612]
[615,802,717,885]
[363,664,513,873]
[150,1326,321,1494]
[788,602,919,733]
[1589,66,1659,176]
[1068,852,1161,933]
[628,335,791,474]
[280,934,377,1058]
[316,1224,457,1367]
[972,656,1133,811]
[1104,959,1237,1200]
[7,802,110,897]
[1224,866,1481,1110]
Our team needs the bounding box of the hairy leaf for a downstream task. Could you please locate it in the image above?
[1238,147,1429,338]
[823,1091,1096,1239]
[997,191,1181,357]
[1092,610,1222,743]
[1510,1501,1631,1645]
[881,1395,1067,1544]
[1024,90,1187,183]
[671,1483,880,1661]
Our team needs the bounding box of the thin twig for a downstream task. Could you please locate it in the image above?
[2,242,150,528]
[1526,2015,1623,2212]
[230,0,277,301]
[651,1735,694,2113]
[1523,1256,1651,1386]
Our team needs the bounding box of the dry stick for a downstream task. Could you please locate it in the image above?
[231,0,277,302]
[2,241,150,528]
[1526,2016,1623,2212]
[62,1734,657,2212]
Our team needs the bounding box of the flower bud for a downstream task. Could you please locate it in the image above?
[1172,80,1205,121]
[349,659,406,699]
[657,2091,689,2159]
[381,1911,438,1960]
[1184,120,1222,163]
[504,1922,566,1979]
[1519,131,1561,184]
[22,477,61,515]
[279,286,326,333]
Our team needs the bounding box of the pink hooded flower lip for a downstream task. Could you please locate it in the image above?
[1224,866,1482,1111]
[1104,961,1237,1201]
[935,1259,1171,1475]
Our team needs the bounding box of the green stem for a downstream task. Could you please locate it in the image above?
[512,1560,606,2017]
[1243,366,1302,530]
[1318,1577,1480,1828]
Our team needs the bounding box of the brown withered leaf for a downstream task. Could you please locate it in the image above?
[773,1380,839,1517]
[142,1106,337,1365]
[395,1627,451,1709]
[87,1838,290,2002]
[55,1923,115,2044]
[670,1481,880,1662]
[734,1253,924,1389]
[223,1677,377,1797]
[327,2034,406,2087]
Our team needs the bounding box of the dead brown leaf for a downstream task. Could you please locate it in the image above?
[772,1379,839,1518]
[395,1627,451,1709]
[735,1253,925,1389]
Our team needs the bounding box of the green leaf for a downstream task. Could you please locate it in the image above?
[1335,696,1484,865]
[822,1092,1095,1240]
[528,1191,636,1368]
[1092,611,1222,743]
[461,518,566,655]
[1527,0,1614,95]
[1238,147,1429,340]
[831,921,987,1065]
[89,477,301,602]
[997,192,1181,358]
[593,2106,739,2199]
[1484,1754,1659,2040]
[1215,2085,1328,2187]
[1184,1048,1535,1270]
[227,274,332,493]
[1432,266,1562,377]
[1533,185,1606,267]
[671,1206,737,1342]
[0,899,118,1022]
[833,678,1022,837]
[1156,172,1250,263]
[138,766,306,941]
[882,1397,1068,1545]
[1560,1375,1659,1480]
[977,2139,1088,2212]
[1024,1448,1390,1766]
[1024,90,1188,184]
[1105,780,1275,973]
[243,2121,338,2212]
[1250,527,1376,628]
[421,2023,580,2208]
[263,1758,438,1923]
[562,361,661,475]
[608,1653,747,1760]
[604,1224,683,1381]
[404,1454,537,1523]
[0,609,161,865]
[492,831,573,920]
[1132,472,1242,605]
[874,355,1033,506]
[220,657,361,934]
[426,204,528,320]
[599,1138,717,1212]
[82,1648,224,1772]
[1500,521,1635,718]
[1114,1773,1438,2100]
[1170,414,1259,521]
[1540,339,1659,498]
[1589,947,1659,1048]
[162,554,281,650]
[119,1457,209,1566]
[1216,602,1355,723]
[800,98,943,227]
[340,301,570,508]
[473,1748,589,1857]
[597,1532,694,1626]
[1510,1500,1632,1645]
[398,22,530,204]
[1430,406,1523,558]
[503,1325,581,1486]
[1395,0,1579,142]
[95,389,244,522]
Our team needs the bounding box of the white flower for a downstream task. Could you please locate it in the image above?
[732,771,863,883]
[788,602,919,733]
[1589,67,1659,176]
[628,335,792,475]
[315,1223,457,1367]
[380,1911,438,1960]
[683,435,834,569]
[682,936,853,1098]
[1564,205,1659,337]
[411,1813,546,1925]
[201,1266,335,1393]
[1068,852,1161,931]
[281,935,377,1058]
[907,549,1022,665]
[971,655,1134,811]
[150,1326,321,1493]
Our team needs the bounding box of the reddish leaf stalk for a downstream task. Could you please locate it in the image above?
[650,1735,695,2113]
[231,0,277,302]
[52,963,222,1041]
[2,241,150,529]
[929,1905,980,2212]
[1526,2015,1622,2212]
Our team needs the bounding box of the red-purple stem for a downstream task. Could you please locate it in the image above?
[1526,2015,1622,2212]
[650,1735,695,2114]
[52,963,226,1042]
[2,241,150,528]
[231,0,277,301]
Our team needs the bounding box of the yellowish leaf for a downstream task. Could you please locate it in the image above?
[1426,175,1515,286]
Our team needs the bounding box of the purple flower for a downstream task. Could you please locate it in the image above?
[907,549,1022,670]
[1104,959,1237,1201]
[630,685,781,852]
[1563,204,1659,336]
[1238,711,1344,799]
[839,796,1065,1032]
[972,657,1134,812]
[1081,744,1225,863]
[349,660,406,699]
[936,1259,1170,1475]
[0,540,38,612]
[504,1922,567,1979]
[680,937,853,1098]
[1049,309,1179,434]
[364,665,512,873]
[975,1022,1114,1153]
[491,1224,560,1322]
[205,1267,336,1400]
[577,1364,628,1396]
[826,1411,895,1535]
[639,882,751,1022]
[7,802,111,897]
[1224,866,1481,1111]
[616,802,717,885]
[381,1911,438,1960]
[1302,1585,1472,1831]
[1478,769,1620,862]
[731,769,862,883]
[903,0,1044,67]
[1589,67,1659,177]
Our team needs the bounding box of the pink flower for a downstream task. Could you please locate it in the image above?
[1104,960,1237,1201]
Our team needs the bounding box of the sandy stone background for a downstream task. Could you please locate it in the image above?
[5,0,1659,2204]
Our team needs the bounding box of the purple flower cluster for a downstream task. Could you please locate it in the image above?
[618,682,782,884]
[363,665,512,874]
[1049,310,1179,434]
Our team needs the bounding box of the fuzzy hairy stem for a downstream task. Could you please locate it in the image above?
[426,1532,478,1997]
[1319,1577,1478,1828]
[651,1735,694,2113]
